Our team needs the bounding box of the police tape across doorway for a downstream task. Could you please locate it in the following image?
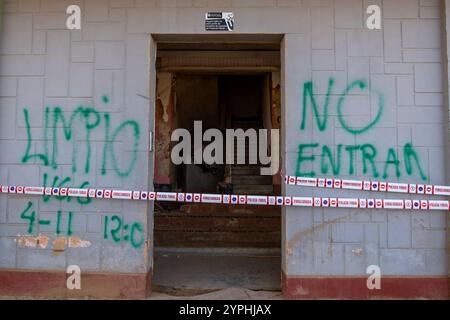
[283,175,450,196]
[0,178,449,211]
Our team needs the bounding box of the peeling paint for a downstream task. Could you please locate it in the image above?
[38,236,49,249]
[52,236,67,255]
[154,72,174,184]
[352,248,363,256]
[286,247,293,256]
[156,72,173,123]
[144,239,151,263]
[53,236,91,252]
[69,236,91,248]
[17,235,37,248]
[17,234,91,252]
[271,72,281,130]
[17,235,49,249]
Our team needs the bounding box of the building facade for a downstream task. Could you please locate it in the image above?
[0,0,449,299]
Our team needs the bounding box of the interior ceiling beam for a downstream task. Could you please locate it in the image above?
[156,50,281,71]
[152,33,284,44]
[154,34,282,72]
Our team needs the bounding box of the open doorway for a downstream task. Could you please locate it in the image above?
[151,35,282,294]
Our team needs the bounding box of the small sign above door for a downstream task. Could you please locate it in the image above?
[205,12,234,31]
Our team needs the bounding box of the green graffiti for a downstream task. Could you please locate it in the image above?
[321,145,341,175]
[51,106,101,173]
[383,148,401,179]
[295,143,427,181]
[130,223,145,249]
[110,215,122,243]
[42,173,70,202]
[20,202,73,236]
[103,215,145,249]
[18,98,144,247]
[345,145,359,175]
[101,117,141,178]
[296,78,427,181]
[67,212,73,236]
[101,113,111,176]
[42,173,91,205]
[22,109,49,166]
[20,202,35,234]
[295,143,318,177]
[301,78,384,136]
[337,80,384,135]
[56,210,62,235]
[21,100,141,178]
[110,121,141,177]
[404,143,427,180]
[77,181,91,205]
[361,144,379,178]
[301,78,334,131]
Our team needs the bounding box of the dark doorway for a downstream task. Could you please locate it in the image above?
[152,36,282,294]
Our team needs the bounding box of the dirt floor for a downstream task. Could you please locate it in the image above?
[150,250,283,299]
[153,250,281,291]
[149,287,283,300]
[0,250,284,300]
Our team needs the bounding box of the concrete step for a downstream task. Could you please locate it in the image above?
[232,175,272,185]
[231,166,261,175]
[155,215,280,232]
[233,185,274,195]
[155,247,282,256]
[179,203,281,215]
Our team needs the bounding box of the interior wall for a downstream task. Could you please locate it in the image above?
[173,74,269,193]
[219,75,262,120]
[155,72,174,186]
[262,74,272,131]
[176,75,219,131]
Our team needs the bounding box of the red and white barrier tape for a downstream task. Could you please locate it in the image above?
[0,185,449,210]
[284,175,450,196]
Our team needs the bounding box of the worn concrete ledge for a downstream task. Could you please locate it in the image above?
[282,272,449,300]
[155,246,282,256]
[0,269,152,299]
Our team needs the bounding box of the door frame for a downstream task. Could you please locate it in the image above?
[148,33,285,291]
